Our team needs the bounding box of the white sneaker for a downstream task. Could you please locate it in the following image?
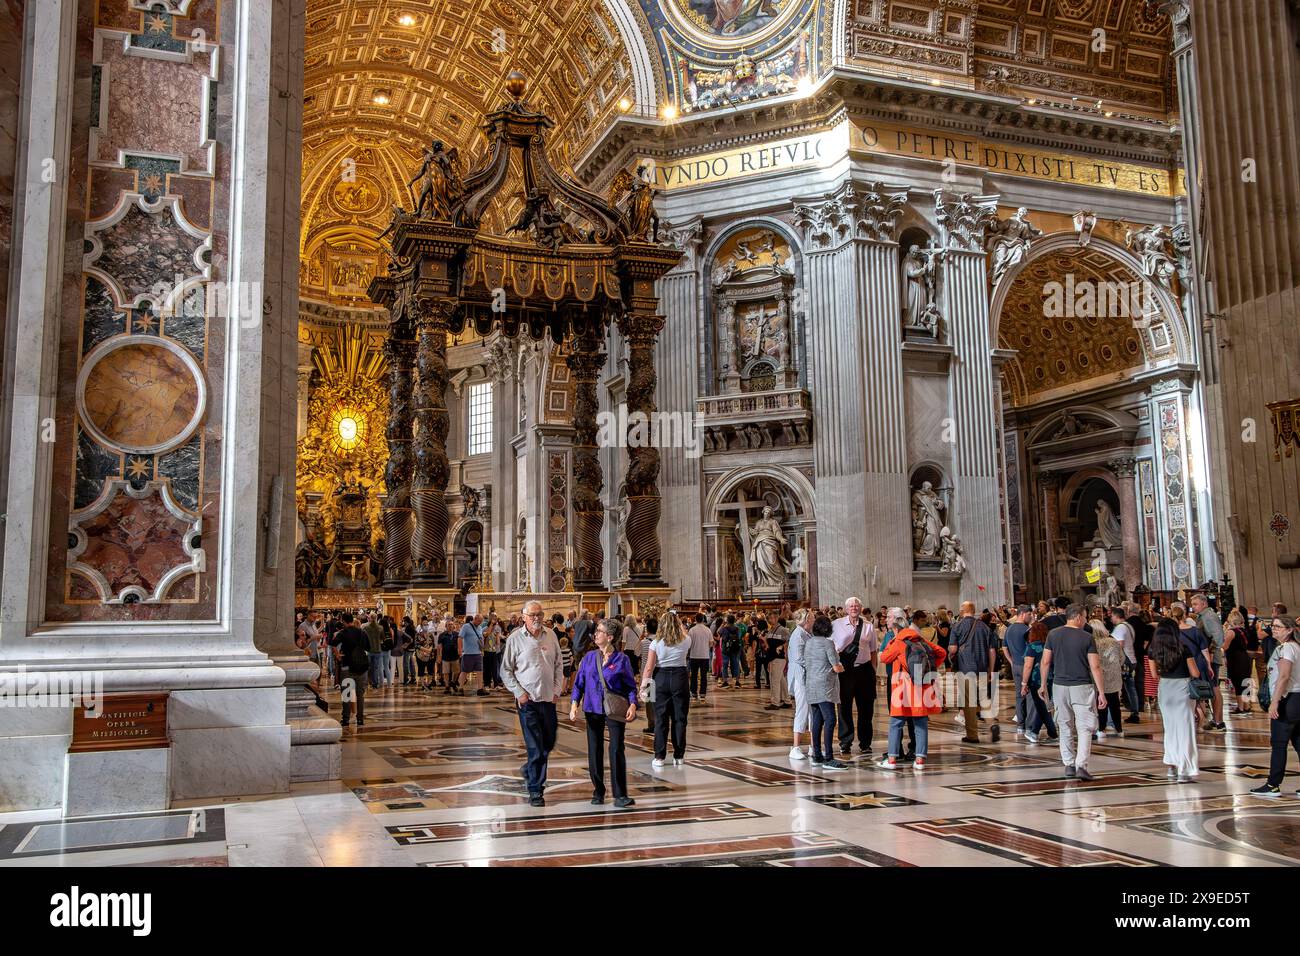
[1023,730,1039,744]
[652,758,667,768]
[788,747,807,760]
[673,758,684,767]
[912,757,926,773]
[1094,730,1106,740]
[876,757,898,770]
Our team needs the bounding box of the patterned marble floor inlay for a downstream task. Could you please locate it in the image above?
[897,817,1163,867]
[948,770,1184,799]
[427,830,913,867]
[350,766,679,812]
[803,791,925,810]
[387,801,765,845]
[4,677,1296,867]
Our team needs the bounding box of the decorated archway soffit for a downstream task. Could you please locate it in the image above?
[997,245,1178,408]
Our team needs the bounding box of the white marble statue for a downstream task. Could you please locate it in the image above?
[747,506,789,589]
[939,527,967,574]
[1095,500,1123,550]
[911,481,946,556]
[1054,548,1081,595]
[903,244,943,333]
[986,207,1042,287]
[1100,572,1119,606]
[716,302,737,375]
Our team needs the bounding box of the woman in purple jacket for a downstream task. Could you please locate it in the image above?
[569,618,639,807]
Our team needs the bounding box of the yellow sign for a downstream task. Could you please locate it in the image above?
[1085,567,1103,584]
[643,119,1180,197]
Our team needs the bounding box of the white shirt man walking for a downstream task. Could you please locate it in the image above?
[831,597,879,756]
[500,600,565,807]
[686,614,713,702]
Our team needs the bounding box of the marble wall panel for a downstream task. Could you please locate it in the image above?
[45,0,227,623]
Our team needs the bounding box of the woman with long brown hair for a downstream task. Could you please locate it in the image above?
[1148,617,1201,782]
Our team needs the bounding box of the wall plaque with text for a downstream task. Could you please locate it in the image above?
[70,693,169,753]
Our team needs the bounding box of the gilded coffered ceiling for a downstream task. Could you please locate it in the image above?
[997,246,1179,407]
[846,0,1172,120]
[300,0,636,306]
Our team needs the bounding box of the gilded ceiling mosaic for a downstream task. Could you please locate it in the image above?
[300,0,635,306]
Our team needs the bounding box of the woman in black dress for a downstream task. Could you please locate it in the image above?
[1224,607,1255,714]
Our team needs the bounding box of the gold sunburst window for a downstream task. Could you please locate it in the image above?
[329,407,366,452]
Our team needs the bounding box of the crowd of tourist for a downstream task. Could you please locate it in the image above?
[296,593,1300,808]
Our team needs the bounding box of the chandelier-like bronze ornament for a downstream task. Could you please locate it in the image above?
[369,73,682,592]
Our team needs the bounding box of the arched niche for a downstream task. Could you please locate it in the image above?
[703,465,817,603]
[898,224,942,339]
[703,218,804,395]
[451,519,485,590]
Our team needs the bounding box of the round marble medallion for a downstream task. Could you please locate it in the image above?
[78,335,206,454]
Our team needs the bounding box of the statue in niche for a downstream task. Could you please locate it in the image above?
[939,527,967,575]
[1095,500,1123,550]
[740,301,789,370]
[911,481,946,556]
[903,244,944,334]
[613,496,631,582]
[461,484,482,518]
[986,207,1042,288]
[747,506,789,589]
[1054,546,1081,594]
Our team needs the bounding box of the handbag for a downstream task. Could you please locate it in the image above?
[594,650,630,723]
[1188,677,1214,701]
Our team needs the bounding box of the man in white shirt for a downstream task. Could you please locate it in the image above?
[686,614,714,703]
[831,597,879,756]
[1110,606,1139,720]
[500,600,565,807]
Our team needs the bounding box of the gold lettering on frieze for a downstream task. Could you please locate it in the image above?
[643,119,1182,197]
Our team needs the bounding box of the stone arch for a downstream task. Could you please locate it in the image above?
[990,232,1193,363]
[704,463,817,521]
[990,233,1192,407]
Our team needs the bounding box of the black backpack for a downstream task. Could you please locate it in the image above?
[903,637,936,685]
[348,636,370,673]
[722,629,740,655]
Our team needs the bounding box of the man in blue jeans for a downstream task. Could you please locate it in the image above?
[500,600,565,807]
[718,615,742,688]
[1002,606,1033,732]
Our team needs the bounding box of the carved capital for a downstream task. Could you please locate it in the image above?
[795,181,909,250]
[934,189,999,251]
[1109,456,1138,479]
[1159,0,1193,49]
[661,217,705,272]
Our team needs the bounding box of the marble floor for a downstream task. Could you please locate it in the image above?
[2,678,1297,867]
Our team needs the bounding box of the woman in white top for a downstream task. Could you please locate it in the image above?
[1251,614,1300,796]
[786,608,812,760]
[640,611,691,767]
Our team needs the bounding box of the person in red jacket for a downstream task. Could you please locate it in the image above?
[877,612,947,772]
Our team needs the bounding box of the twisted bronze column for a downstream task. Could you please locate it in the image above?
[410,298,452,585]
[567,329,606,590]
[618,306,666,585]
[381,326,416,590]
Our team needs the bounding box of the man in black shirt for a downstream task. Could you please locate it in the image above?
[951,602,998,744]
[1040,596,1069,632]
[1041,604,1106,780]
[1125,602,1152,720]
[335,612,370,729]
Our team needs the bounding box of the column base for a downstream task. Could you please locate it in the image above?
[403,587,461,622]
[614,586,675,619]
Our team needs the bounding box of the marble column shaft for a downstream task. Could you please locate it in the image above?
[410,300,452,585]
[1111,457,1143,595]
[805,237,867,602]
[859,238,911,605]
[655,222,704,595]
[618,305,666,585]
[944,244,1005,603]
[568,334,606,590]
